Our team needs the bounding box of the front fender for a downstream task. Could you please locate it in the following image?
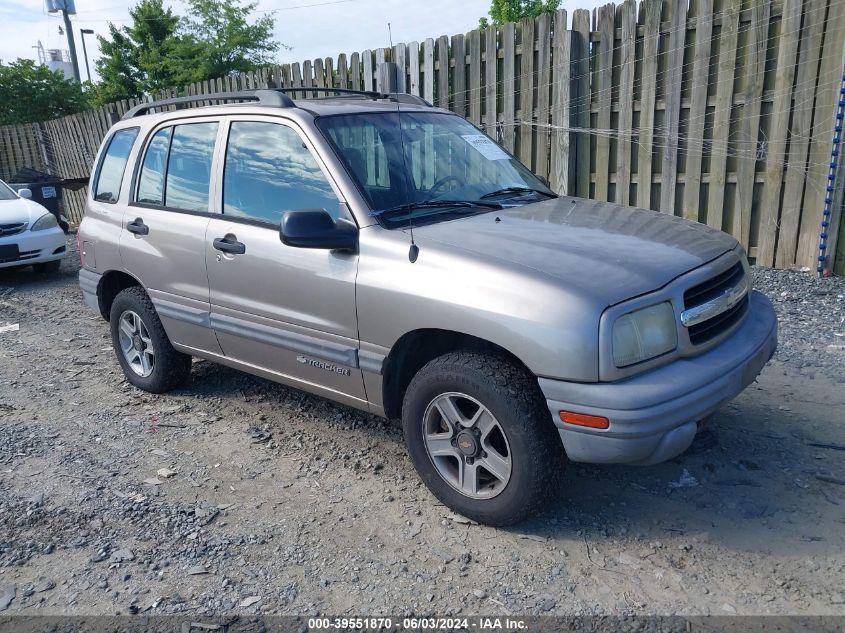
[356,228,602,383]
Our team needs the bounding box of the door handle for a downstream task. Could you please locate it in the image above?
[126,218,149,236]
[213,234,246,255]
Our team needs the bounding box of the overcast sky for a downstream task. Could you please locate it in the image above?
[0,0,607,82]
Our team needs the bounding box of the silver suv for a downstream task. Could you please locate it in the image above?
[78,89,777,525]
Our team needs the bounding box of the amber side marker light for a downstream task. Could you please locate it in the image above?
[559,411,610,430]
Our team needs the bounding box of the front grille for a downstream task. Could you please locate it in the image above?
[0,222,27,237]
[683,261,748,345]
[684,261,744,307]
[688,294,749,345]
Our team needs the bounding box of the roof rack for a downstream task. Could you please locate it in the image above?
[121,88,432,120]
[122,90,293,119]
[274,87,431,106]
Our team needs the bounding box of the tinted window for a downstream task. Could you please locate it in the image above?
[165,122,218,212]
[94,128,139,203]
[137,127,171,205]
[223,121,340,224]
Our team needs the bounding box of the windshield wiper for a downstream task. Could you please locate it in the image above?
[480,186,558,200]
[373,199,502,218]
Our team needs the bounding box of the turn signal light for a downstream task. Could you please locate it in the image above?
[559,411,609,430]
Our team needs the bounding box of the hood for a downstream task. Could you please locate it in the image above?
[0,196,51,227]
[412,197,738,306]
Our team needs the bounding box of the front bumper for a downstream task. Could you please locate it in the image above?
[540,291,777,465]
[79,268,103,314]
[0,228,67,269]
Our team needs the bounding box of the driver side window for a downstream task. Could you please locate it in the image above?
[223,121,342,224]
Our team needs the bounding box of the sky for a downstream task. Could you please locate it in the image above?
[0,0,606,83]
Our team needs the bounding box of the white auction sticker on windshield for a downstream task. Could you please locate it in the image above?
[461,134,510,160]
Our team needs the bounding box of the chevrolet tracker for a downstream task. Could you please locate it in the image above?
[78,89,777,525]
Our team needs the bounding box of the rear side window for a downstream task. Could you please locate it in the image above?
[165,122,218,212]
[94,128,139,203]
[223,121,340,224]
[137,127,171,205]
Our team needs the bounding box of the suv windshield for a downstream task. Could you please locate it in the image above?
[0,180,18,201]
[316,112,555,228]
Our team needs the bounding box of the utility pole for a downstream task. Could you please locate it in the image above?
[61,6,81,82]
[47,0,81,82]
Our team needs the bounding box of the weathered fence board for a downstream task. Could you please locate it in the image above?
[572,8,592,199]
[616,0,636,207]
[1,0,844,272]
[681,0,713,222]
[517,17,534,168]
[594,4,614,202]
[757,0,803,266]
[549,8,571,194]
[706,0,740,233]
[636,0,661,211]
[659,0,687,214]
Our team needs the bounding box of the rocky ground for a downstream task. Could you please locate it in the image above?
[0,236,843,618]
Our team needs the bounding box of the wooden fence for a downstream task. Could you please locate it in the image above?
[2,0,845,273]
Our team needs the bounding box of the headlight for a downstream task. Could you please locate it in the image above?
[30,213,58,231]
[612,301,677,367]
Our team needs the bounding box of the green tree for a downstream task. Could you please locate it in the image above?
[93,0,280,103]
[174,0,281,83]
[479,0,561,28]
[0,59,89,124]
[92,0,182,105]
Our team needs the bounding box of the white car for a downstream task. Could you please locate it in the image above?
[0,179,67,273]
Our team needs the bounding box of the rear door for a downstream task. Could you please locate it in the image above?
[205,116,365,405]
[119,117,223,354]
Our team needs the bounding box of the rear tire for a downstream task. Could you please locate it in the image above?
[33,259,61,274]
[109,286,191,393]
[402,351,564,526]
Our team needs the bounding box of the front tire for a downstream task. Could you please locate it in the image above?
[402,351,564,526]
[109,286,191,393]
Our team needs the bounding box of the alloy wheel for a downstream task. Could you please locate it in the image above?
[422,392,512,499]
[117,310,155,377]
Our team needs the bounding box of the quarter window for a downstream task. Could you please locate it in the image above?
[165,122,218,212]
[93,128,139,203]
[223,121,341,224]
[137,127,171,205]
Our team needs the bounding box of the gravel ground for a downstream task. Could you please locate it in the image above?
[0,236,843,618]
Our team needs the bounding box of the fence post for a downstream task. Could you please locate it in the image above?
[798,0,845,269]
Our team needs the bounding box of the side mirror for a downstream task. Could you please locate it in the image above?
[280,208,358,252]
[17,188,32,199]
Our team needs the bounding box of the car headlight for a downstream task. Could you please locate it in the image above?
[30,213,58,231]
[612,301,677,367]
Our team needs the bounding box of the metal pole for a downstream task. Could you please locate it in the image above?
[61,8,81,82]
[80,29,92,81]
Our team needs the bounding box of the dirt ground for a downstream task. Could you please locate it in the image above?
[0,235,844,618]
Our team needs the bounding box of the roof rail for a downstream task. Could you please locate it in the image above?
[277,87,384,99]
[121,87,435,120]
[271,88,432,106]
[386,93,432,107]
[121,89,294,120]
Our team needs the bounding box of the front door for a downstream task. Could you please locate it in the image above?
[205,117,365,404]
[119,119,222,354]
